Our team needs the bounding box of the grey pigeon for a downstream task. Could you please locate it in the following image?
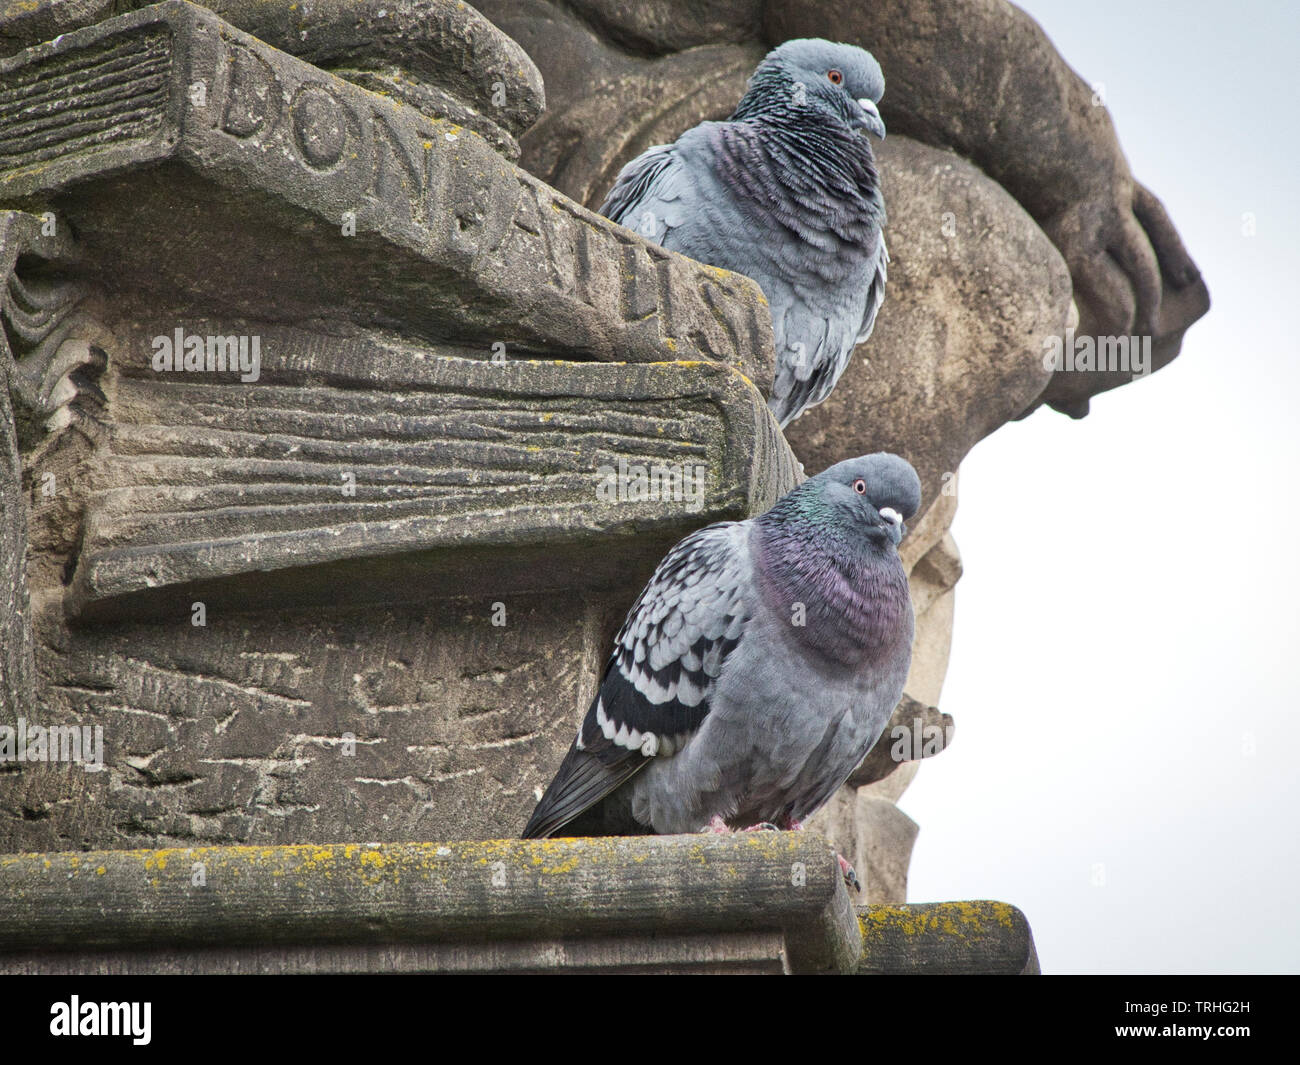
[522,453,920,881]
[600,38,889,428]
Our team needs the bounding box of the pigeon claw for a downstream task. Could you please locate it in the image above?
[707,815,732,834]
[743,822,781,832]
[838,853,862,893]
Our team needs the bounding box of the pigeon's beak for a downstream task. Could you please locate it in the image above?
[855,98,886,139]
[878,506,904,544]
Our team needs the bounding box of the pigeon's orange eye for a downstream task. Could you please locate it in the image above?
[853,479,867,494]
[827,69,843,85]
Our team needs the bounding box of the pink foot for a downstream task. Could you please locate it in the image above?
[742,821,781,832]
[785,819,805,832]
[707,815,732,834]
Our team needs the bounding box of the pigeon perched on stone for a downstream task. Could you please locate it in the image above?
[600,38,889,428]
[523,453,920,884]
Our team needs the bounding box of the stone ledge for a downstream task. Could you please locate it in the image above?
[857,901,1041,975]
[0,837,1039,973]
[0,835,860,974]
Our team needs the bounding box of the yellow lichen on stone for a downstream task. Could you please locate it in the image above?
[859,901,1020,948]
[538,853,580,875]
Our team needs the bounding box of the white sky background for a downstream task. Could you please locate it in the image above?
[900,1,1300,973]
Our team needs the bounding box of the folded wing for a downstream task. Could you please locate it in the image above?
[522,522,752,838]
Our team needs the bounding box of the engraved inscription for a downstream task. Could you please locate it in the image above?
[289,84,354,171]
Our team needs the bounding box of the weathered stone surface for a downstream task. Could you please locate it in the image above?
[10,934,796,974]
[0,213,39,722]
[0,0,545,157]
[857,901,1041,975]
[0,835,861,974]
[563,0,762,55]
[64,339,794,620]
[0,0,105,55]
[197,0,546,138]
[0,1,774,387]
[764,0,1210,416]
[0,391,29,712]
[785,135,1071,522]
[897,487,957,578]
[11,590,609,851]
[0,207,98,722]
[478,0,762,211]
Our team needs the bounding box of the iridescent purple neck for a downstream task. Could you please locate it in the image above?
[753,508,912,668]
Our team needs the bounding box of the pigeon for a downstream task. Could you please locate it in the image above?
[600,38,889,428]
[522,453,920,886]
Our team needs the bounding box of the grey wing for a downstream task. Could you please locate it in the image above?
[855,234,889,346]
[599,142,692,247]
[770,296,855,427]
[771,235,889,426]
[521,522,752,838]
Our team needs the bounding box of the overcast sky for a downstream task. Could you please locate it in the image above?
[899,0,1299,974]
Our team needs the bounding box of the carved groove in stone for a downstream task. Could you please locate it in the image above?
[68,343,794,619]
[0,27,171,173]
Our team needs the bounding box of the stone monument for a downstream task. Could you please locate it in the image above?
[0,0,1206,973]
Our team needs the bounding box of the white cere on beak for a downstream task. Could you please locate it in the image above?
[856,97,886,138]
[880,507,903,526]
